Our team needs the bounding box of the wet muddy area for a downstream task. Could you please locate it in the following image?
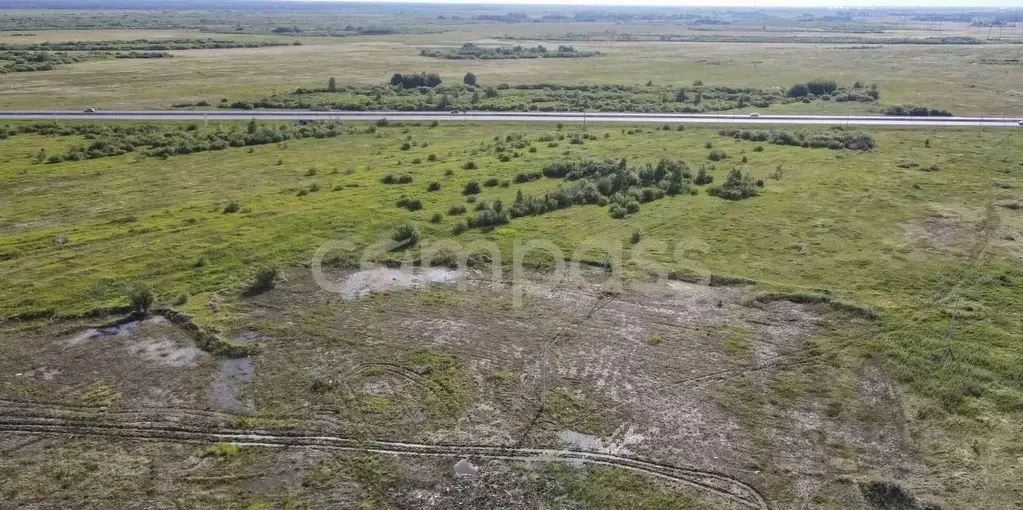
[209,357,255,414]
[0,267,916,508]
[336,267,461,300]
[0,314,212,410]
[208,332,259,414]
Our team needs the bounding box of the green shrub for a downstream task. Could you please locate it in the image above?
[707,168,759,201]
[427,181,441,192]
[205,443,239,458]
[391,223,420,246]
[463,181,482,195]
[448,204,467,215]
[400,141,411,150]
[630,229,642,244]
[483,177,500,187]
[381,174,413,184]
[708,150,728,161]
[709,274,756,287]
[694,167,713,185]
[429,212,443,223]
[396,195,422,211]
[515,171,541,183]
[309,182,320,192]
[128,283,154,313]
[451,221,468,235]
[463,160,477,170]
[428,153,438,161]
[223,200,240,214]
[249,265,282,294]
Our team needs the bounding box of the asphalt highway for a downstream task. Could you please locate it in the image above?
[1,110,1020,128]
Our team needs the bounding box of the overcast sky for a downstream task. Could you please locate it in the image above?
[333,0,1023,6]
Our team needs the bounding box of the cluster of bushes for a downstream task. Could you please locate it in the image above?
[396,195,423,211]
[707,169,762,200]
[7,121,343,162]
[0,49,97,72]
[786,79,878,101]
[882,105,953,117]
[381,174,414,184]
[514,171,542,183]
[500,158,693,223]
[420,43,600,60]
[389,72,442,89]
[246,79,871,114]
[717,127,875,151]
[466,200,510,228]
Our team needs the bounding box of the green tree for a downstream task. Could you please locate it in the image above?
[463,72,477,86]
[327,76,337,92]
[247,118,257,134]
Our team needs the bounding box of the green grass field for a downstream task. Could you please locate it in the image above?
[1,118,1021,506]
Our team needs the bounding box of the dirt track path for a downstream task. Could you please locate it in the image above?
[0,399,769,509]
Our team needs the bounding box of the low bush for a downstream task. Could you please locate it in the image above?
[707,168,759,201]
[249,265,282,294]
[463,181,482,195]
[396,195,423,211]
[391,223,420,247]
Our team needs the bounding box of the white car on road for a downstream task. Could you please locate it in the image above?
[748,112,760,118]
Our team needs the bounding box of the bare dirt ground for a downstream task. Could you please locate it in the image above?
[0,267,934,509]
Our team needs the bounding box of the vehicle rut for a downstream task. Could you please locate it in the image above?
[0,399,768,509]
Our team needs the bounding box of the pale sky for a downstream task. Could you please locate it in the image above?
[325,0,1023,6]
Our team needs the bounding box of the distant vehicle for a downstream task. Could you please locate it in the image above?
[748,112,760,118]
[83,108,96,113]
[450,110,461,114]
[1018,120,1023,126]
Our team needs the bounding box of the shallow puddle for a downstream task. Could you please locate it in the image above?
[454,458,479,476]
[339,267,459,300]
[209,357,255,414]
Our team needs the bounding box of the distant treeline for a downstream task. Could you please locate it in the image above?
[420,43,600,60]
[0,38,300,73]
[222,77,875,113]
[0,38,298,52]
[0,49,171,73]
[500,34,989,45]
[2,121,343,162]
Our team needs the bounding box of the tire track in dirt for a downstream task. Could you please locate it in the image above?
[0,408,768,509]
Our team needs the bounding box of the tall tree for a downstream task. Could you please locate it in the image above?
[327,76,337,92]
[463,72,477,87]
